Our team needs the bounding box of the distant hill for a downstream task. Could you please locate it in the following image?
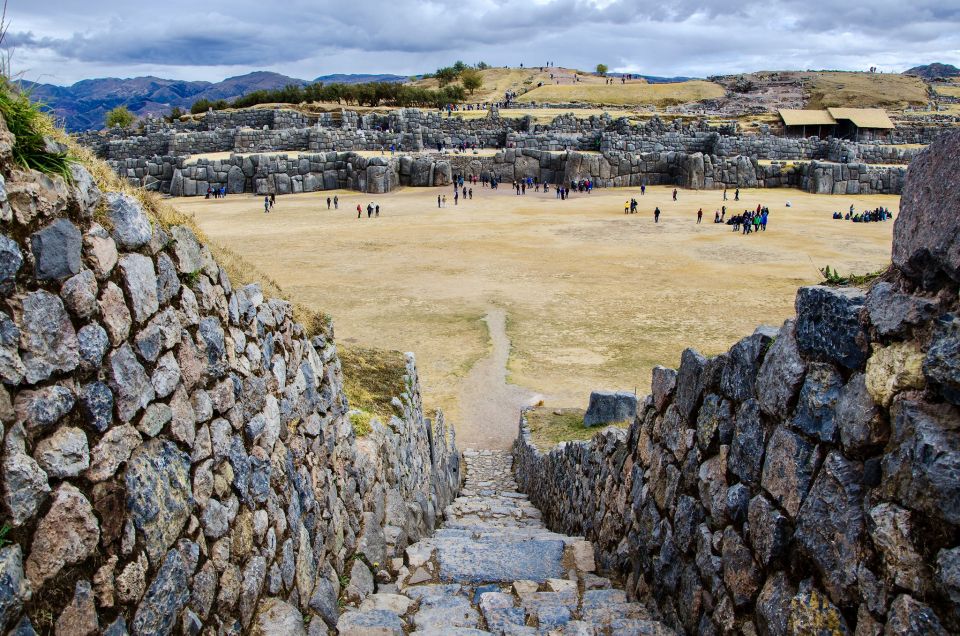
[904,63,960,79]
[23,71,308,131]
[313,74,407,84]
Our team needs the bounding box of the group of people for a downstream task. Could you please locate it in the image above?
[832,205,893,223]
[206,185,228,199]
[729,205,770,233]
[357,202,383,218]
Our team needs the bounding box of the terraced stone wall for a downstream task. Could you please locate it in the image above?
[0,112,460,634]
[513,133,960,635]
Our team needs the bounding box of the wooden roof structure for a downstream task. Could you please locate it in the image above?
[778,109,837,127]
[826,108,895,129]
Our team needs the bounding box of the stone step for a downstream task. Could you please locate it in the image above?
[435,537,567,584]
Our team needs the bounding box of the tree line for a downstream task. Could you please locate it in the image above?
[189,81,468,114]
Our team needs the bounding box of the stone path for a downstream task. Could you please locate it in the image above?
[336,450,673,635]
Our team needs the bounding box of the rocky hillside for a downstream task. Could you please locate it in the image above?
[0,91,459,633]
[904,63,960,80]
[514,131,960,634]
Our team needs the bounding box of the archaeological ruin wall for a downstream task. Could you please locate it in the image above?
[512,132,960,634]
[0,112,460,634]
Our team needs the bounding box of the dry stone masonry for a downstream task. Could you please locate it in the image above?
[512,132,960,634]
[81,107,934,197]
[334,449,673,634]
[0,110,460,635]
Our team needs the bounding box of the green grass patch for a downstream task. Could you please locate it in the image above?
[349,410,374,437]
[819,265,887,288]
[525,407,628,451]
[0,80,74,180]
[339,345,408,432]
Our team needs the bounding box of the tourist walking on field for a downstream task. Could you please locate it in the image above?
[334,195,339,209]
[264,196,270,214]
[640,184,646,196]
[672,188,677,202]
[327,196,331,209]
[697,208,703,224]
[734,188,740,201]
[723,188,727,201]
[357,204,362,219]
[438,195,442,208]
[270,193,276,208]
[654,207,661,223]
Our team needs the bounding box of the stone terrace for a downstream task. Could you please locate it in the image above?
[335,449,673,634]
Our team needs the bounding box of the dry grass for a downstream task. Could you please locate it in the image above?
[804,72,929,110]
[175,184,898,443]
[934,84,960,98]
[525,407,626,451]
[517,80,726,107]
[338,345,408,422]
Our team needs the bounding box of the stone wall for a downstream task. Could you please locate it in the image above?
[512,133,960,635]
[110,147,905,197]
[0,113,460,633]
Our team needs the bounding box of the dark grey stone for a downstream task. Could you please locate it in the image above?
[885,594,949,636]
[729,399,765,487]
[673,495,703,554]
[696,393,733,452]
[108,343,155,422]
[14,384,75,433]
[836,373,887,453]
[882,400,960,527]
[131,548,190,636]
[675,348,707,423]
[583,390,637,427]
[77,324,109,372]
[756,320,807,419]
[308,577,339,628]
[651,366,677,413]
[795,285,869,370]
[125,439,193,566]
[0,312,23,384]
[892,131,960,286]
[0,546,30,632]
[19,290,80,384]
[923,313,960,405]
[761,425,821,518]
[725,483,750,525]
[31,218,81,280]
[791,362,843,443]
[198,317,226,377]
[865,282,937,337]
[0,234,23,285]
[721,526,761,608]
[747,495,790,568]
[795,451,865,606]
[720,328,775,402]
[155,253,181,306]
[107,192,153,250]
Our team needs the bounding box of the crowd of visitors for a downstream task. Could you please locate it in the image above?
[832,205,893,223]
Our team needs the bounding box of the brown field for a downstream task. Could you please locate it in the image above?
[517,80,726,107]
[934,84,960,98]
[173,184,897,448]
[803,72,929,110]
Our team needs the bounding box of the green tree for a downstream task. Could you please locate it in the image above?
[452,60,468,74]
[434,66,459,87]
[104,105,135,128]
[596,64,609,76]
[460,68,483,95]
[165,106,184,123]
[476,61,490,70]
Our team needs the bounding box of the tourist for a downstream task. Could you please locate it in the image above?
[375,204,380,217]
[327,197,331,210]
[734,189,740,201]
[367,203,374,218]
[264,196,270,214]
[624,200,630,215]
[723,188,728,201]
[454,191,459,205]
[442,195,447,207]
[469,188,473,200]
[640,184,646,196]
[357,204,362,219]
[672,189,677,202]
[438,195,442,208]
[714,210,720,223]
[654,207,661,223]
[760,209,768,231]
[270,193,276,208]
[697,209,703,224]
[334,195,339,209]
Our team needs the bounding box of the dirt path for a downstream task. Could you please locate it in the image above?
[457,308,540,450]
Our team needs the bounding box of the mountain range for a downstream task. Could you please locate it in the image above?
[23,71,407,132]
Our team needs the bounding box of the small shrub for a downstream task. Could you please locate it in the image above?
[105,105,136,129]
[349,410,374,437]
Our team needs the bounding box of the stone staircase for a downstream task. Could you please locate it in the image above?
[335,450,673,635]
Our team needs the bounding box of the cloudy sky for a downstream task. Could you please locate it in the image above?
[5,0,960,85]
